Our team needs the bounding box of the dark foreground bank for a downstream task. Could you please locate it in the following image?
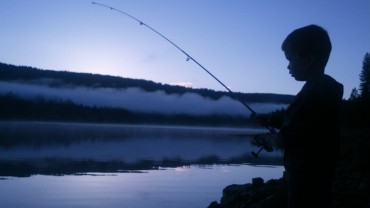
[208,129,370,208]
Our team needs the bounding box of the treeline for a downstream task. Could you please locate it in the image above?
[342,99,370,128]
[341,53,370,128]
[0,93,253,127]
[0,62,294,104]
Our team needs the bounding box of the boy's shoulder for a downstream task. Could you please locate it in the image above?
[303,74,343,99]
[304,74,341,88]
[321,74,343,91]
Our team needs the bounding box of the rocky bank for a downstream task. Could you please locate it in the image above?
[208,129,370,208]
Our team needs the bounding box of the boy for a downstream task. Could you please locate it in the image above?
[279,25,343,208]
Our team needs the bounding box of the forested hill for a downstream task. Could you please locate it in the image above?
[0,62,294,104]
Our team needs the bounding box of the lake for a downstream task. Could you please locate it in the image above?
[0,121,284,208]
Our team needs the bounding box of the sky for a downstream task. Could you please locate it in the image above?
[1,0,370,99]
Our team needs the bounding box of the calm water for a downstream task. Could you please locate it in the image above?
[0,121,283,208]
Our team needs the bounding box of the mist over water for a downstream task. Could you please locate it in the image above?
[0,81,286,116]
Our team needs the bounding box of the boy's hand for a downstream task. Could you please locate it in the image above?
[267,134,285,150]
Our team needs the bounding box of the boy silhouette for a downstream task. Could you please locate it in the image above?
[278,25,343,208]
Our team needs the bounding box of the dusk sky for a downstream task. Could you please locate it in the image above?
[1,0,370,99]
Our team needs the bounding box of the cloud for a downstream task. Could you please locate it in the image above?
[0,81,286,116]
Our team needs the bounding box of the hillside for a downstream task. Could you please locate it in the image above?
[0,63,294,126]
[0,63,294,103]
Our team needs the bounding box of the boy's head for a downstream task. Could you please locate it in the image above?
[282,25,331,81]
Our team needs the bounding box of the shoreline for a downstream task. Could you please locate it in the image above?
[207,129,370,208]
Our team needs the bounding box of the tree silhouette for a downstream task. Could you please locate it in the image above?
[349,88,359,101]
[359,52,370,100]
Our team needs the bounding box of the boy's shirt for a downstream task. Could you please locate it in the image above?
[279,74,343,159]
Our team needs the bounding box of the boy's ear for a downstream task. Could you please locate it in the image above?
[305,53,315,66]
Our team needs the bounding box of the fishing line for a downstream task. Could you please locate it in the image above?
[91,2,277,136]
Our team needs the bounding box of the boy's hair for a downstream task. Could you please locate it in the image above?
[282,25,332,70]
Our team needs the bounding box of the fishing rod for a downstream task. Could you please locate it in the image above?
[92,2,257,114]
[92,2,277,156]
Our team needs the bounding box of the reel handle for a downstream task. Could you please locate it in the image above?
[251,135,274,158]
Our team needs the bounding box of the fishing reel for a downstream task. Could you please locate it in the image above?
[251,135,274,158]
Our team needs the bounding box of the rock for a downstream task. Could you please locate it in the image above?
[210,178,288,208]
[219,184,252,208]
[252,177,264,187]
[207,201,221,208]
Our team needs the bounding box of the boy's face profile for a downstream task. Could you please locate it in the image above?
[284,51,312,81]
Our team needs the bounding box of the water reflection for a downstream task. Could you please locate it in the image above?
[0,165,284,208]
[0,121,282,177]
